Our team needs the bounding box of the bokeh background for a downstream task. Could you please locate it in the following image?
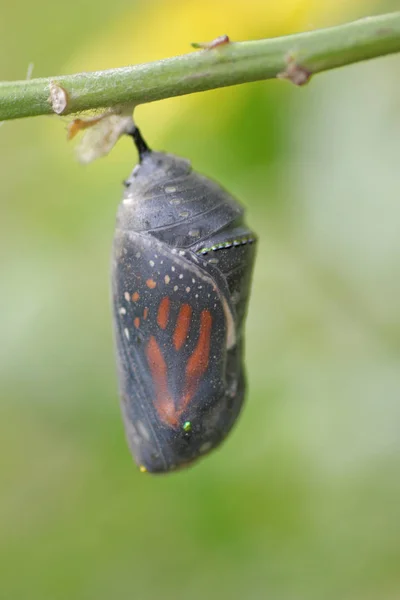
[1,1,400,598]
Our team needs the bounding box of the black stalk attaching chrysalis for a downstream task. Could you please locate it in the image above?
[127,124,151,161]
[112,124,257,474]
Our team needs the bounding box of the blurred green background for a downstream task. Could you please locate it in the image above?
[2,1,400,599]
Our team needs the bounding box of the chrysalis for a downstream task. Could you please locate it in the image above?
[112,126,257,473]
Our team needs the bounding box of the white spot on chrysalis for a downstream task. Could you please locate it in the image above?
[171,266,175,272]
[186,287,190,293]
[165,186,176,193]
[149,260,155,267]
[199,441,213,454]
[136,420,151,441]
[124,292,130,302]
[136,252,141,258]
[165,275,170,284]
[179,274,184,279]
[173,285,178,292]
[124,328,130,340]
[119,307,126,315]
[221,295,236,350]
[123,416,142,447]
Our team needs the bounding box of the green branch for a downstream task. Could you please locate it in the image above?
[1,12,400,121]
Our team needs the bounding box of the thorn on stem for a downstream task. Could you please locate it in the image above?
[277,54,312,86]
[192,35,230,50]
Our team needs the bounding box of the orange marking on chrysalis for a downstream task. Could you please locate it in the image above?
[145,336,178,428]
[132,292,140,302]
[146,279,157,289]
[157,297,170,330]
[180,310,212,410]
[143,307,149,320]
[134,317,140,329]
[173,304,193,351]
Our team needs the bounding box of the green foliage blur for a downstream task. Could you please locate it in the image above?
[1,1,400,599]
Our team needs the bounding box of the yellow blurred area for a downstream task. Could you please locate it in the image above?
[63,0,373,147]
[68,0,374,67]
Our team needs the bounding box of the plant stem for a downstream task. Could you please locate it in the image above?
[1,12,400,121]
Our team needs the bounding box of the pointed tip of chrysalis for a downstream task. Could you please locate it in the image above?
[127,125,151,161]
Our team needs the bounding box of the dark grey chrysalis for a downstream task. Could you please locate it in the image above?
[112,125,257,473]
